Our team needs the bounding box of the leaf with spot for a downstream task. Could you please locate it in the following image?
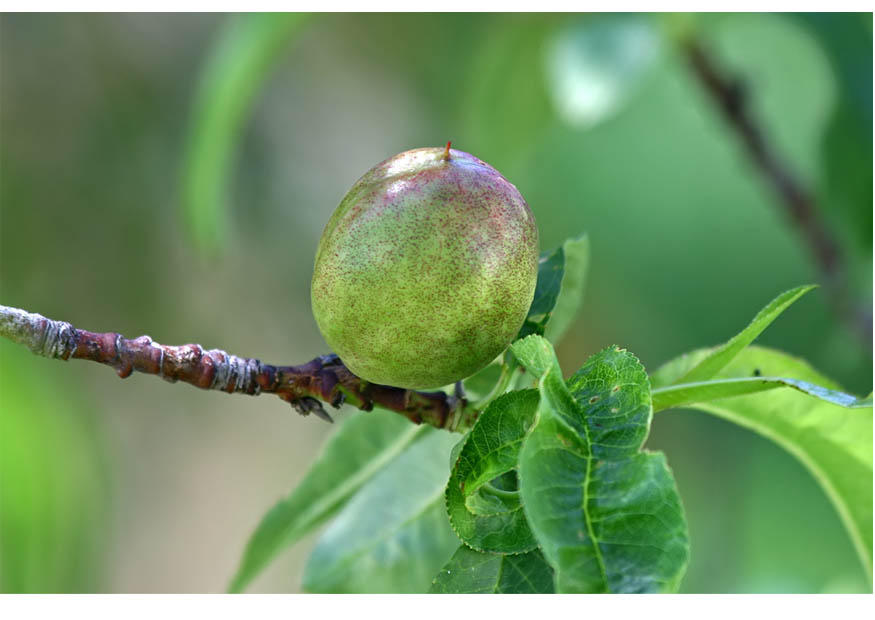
[511,335,689,593]
[446,390,539,553]
[565,341,652,459]
[652,344,873,578]
[671,284,816,385]
[669,285,816,386]
[650,282,869,411]
[653,375,872,413]
[429,545,554,593]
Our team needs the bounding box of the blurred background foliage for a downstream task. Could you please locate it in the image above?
[0,12,871,593]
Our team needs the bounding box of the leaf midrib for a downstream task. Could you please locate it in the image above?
[652,376,871,411]
[492,552,506,593]
[543,375,609,591]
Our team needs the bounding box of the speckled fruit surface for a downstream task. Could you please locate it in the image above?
[311,146,539,389]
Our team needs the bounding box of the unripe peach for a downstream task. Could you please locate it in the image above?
[311,145,538,389]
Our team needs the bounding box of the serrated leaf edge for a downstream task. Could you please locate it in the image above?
[444,391,541,556]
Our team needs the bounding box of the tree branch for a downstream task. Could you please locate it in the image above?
[0,304,478,433]
[684,38,872,346]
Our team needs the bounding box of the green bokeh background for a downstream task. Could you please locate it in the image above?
[0,12,871,593]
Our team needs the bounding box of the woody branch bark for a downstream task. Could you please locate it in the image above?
[0,304,476,432]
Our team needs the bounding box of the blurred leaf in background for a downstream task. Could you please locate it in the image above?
[544,14,661,129]
[458,15,558,163]
[0,341,110,593]
[181,12,309,255]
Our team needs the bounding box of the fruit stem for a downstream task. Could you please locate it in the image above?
[442,141,451,161]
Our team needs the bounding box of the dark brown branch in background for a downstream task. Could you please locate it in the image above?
[0,305,477,433]
[685,39,872,347]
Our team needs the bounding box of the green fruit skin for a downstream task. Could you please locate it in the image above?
[311,147,539,390]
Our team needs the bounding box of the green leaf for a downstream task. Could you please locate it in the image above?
[229,409,427,592]
[511,336,689,593]
[653,376,873,412]
[652,345,874,578]
[181,13,310,255]
[671,284,817,385]
[544,234,590,344]
[429,545,554,593]
[565,341,652,459]
[302,428,460,593]
[517,245,564,339]
[446,390,539,553]
[517,234,590,344]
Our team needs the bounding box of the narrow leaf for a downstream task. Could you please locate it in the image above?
[229,410,427,592]
[446,390,539,553]
[653,376,873,412]
[512,335,689,593]
[517,245,564,339]
[544,234,590,344]
[429,545,554,593]
[302,429,460,593]
[652,345,873,578]
[517,234,590,344]
[181,13,310,254]
[672,284,817,385]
